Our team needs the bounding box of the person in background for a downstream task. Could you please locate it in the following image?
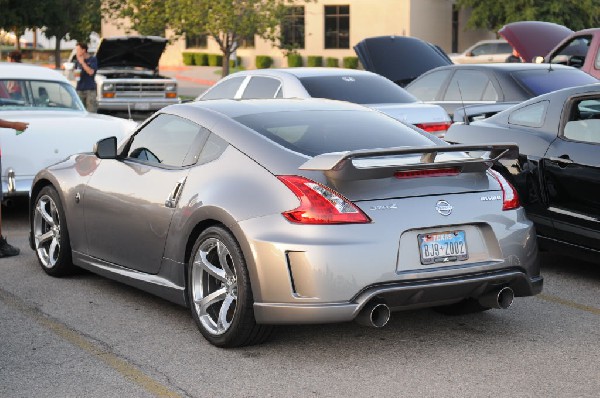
[7,51,22,63]
[6,51,23,100]
[0,119,29,257]
[505,48,522,63]
[74,42,98,112]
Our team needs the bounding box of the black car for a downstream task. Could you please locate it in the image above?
[404,63,598,120]
[445,83,600,262]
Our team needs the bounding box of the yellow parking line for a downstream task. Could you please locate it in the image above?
[0,289,182,398]
[538,293,600,316]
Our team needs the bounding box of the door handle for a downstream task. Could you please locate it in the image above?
[548,155,573,166]
[165,177,187,208]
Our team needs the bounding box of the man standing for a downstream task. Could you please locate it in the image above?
[0,119,29,257]
[75,42,98,112]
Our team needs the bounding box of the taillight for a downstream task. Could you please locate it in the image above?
[277,175,371,224]
[394,167,460,179]
[489,170,520,210]
[415,121,452,137]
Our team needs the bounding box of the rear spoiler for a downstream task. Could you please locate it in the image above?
[299,143,518,181]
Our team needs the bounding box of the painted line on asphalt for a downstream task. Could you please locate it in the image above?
[538,293,600,316]
[0,288,183,398]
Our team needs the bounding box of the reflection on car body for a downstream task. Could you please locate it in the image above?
[446,83,600,263]
[30,99,542,347]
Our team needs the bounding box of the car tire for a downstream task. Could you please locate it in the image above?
[433,298,491,316]
[188,226,273,347]
[32,186,74,276]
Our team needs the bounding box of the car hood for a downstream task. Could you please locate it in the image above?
[498,21,573,63]
[353,36,452,87]
[96,36,168,70]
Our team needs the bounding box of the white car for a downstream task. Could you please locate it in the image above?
[0,62,136,198]
[450,39,513,64]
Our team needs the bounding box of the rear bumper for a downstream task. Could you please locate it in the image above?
[254,269,543,324]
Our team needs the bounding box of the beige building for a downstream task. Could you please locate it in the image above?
[102,0,495,69]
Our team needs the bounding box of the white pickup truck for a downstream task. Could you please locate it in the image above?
[64,36,180,114]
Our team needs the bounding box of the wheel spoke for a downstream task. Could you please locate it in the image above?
[36,200,55,226]
[196,287,227,315]
[217,294,235,330]
[48,239,59,263]
[36,230,54,245]
[217,241,235,278]
[195,251,226,282]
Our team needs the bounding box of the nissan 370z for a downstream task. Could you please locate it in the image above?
[29,99,543,347]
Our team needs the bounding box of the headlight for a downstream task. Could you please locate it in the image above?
[165,83,177,92]
[102,83,115,91]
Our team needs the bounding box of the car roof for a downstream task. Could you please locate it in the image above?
[228,67,379,79]
[0,62,68,82]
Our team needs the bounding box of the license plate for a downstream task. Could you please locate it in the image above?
[417,230,468,265]
[134,103,150,110]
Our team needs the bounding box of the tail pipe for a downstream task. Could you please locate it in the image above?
[479,287,514,309]
[355,301,391,328]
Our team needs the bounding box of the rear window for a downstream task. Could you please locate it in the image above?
[234,109,435,157]
[299,75,417,104]
[512,69,598,96]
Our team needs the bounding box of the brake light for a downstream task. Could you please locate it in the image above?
[394,167,460,179]
[489,170,520,210]
[277,175,371,224]
[415,122,452,137]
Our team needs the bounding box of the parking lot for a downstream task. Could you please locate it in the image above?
[1,198,599,397]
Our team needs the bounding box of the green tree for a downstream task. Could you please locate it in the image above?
[457,0,600,32]
[102,0,168,36]
[41,0,101,69]
[0,0,44,51]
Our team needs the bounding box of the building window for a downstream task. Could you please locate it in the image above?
[281,6,305,49]
[186,34,207,49]
[238,34,255,49]
[324,5,349,49]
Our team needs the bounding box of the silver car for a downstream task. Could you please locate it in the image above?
[197,68,452,137]
[30,99,542,347]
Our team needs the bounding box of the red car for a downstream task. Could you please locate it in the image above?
[500,21,600,79]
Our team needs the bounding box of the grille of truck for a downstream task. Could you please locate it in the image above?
[114,82,166,98]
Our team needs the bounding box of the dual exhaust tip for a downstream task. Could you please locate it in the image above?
[355,287,514,328]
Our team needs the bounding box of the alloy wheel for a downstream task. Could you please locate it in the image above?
[33,194,61,268]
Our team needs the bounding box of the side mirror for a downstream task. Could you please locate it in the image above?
[533,56,545,64]
[94,136,118,159]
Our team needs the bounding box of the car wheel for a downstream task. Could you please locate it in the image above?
[188,226,272,347]
[434,298,491,316]
[32,186,74,276]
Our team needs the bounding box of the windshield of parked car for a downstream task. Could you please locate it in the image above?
[512,69,598,97]
[234,109,436,157]
[0,79,84,111]
[299,75,418,104]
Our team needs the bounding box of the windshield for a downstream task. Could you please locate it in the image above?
[234,109,436,157]
[0,79,84,111]
[299,75,417,104]
[512,69,598,96]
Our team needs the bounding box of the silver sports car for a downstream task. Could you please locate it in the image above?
[30,99,543,347]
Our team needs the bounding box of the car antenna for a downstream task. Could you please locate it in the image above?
[456,81,469,125]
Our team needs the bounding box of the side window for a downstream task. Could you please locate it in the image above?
[127,114,209,167]
[471,43,492,56]
[550,36,591,66]
[201,76,245,100]
[497,42,513,53]
[444,70,497,101]
[242,77,282,99]
[406,70,450,101]
[508,101,548,128]
[563,98,600,144]
[197,133,229,165]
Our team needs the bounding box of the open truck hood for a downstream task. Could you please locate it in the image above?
[96,36,168,70]
[354,36,452,87]
[498,21,573,63]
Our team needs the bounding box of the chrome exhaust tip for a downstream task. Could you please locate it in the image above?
[479,287,514,309]
[355,301,391,328]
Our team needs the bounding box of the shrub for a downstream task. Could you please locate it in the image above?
[286,53,303,67]
[229,57,243,68]
[343,56,359,69]
[208,53,223,67]
[194,53,208,66]
[326,57,339,67]
[255,55,273,69]
[307,56,323,67]
[182,52,195,66]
